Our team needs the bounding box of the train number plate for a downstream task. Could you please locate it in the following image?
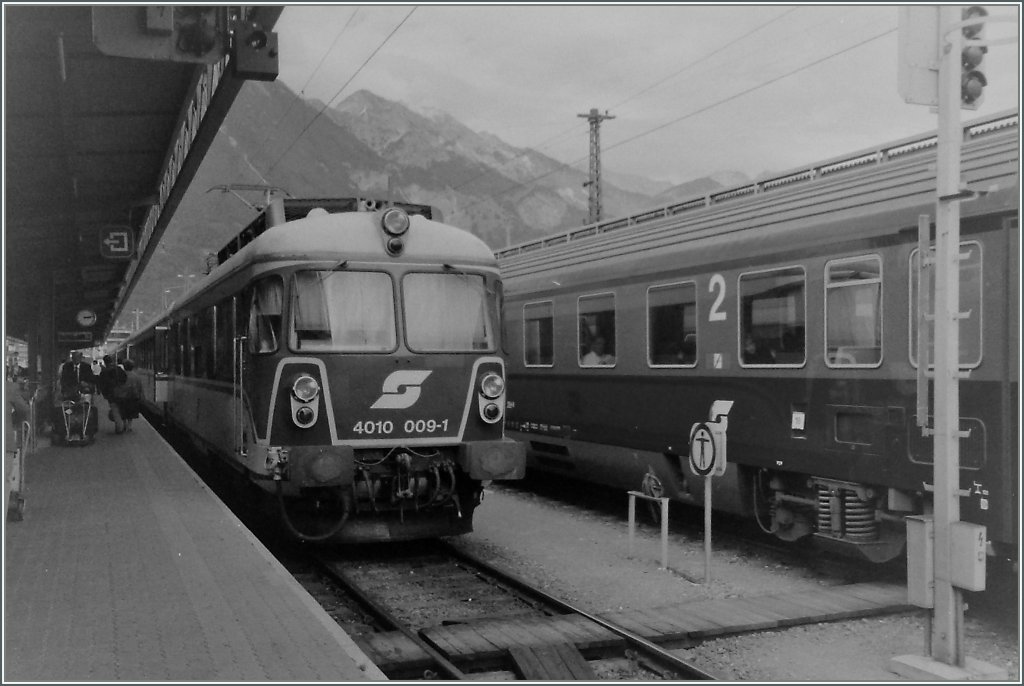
[352,419,451,436]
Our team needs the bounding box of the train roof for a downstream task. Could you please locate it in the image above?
[497,110,1019,293]
[218,208,496,269]
[132,200,498,330]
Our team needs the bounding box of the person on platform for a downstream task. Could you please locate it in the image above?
[58,351,95,398]
[114,359,143,433]
[98,355,127,433]
[6,376,30,447]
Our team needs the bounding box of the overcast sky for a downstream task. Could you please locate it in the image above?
[273,3,1020,186]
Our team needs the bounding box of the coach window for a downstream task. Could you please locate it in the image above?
[214,300,233,380]
[909,241,982,368]
[739,266,805,367]
[168,321,181,374]
[188,315,203,377]
[825,256,882,367]
[524,301,554,366]
[579,293,616,367]
[648,282,697,367]
[292,270,397,352]
[247,276,283,354]
[404,272,495,352]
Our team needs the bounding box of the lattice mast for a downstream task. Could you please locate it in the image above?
[578,108,615,225]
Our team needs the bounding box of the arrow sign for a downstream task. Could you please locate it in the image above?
[99,226,135,259]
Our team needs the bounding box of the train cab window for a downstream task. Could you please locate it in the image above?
[291,270,396,352]
[404,272,495,352]
[825,256,882,367]
[524,301,554,366]
[739,267,805,367]
[909,241,982,368]
[247,277,283,355]
[647,282,697,367]
[578,293,616,367]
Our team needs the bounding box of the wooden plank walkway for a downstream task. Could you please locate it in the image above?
[357,582,913,673]
[509,642,596,680]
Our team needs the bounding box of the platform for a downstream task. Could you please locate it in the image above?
[3,412,386,681]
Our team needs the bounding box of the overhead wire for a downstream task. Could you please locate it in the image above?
[265,6,418,174]
[448,6,797,195]
[466,24,899,211]
[253,6,361,158]
[608,6,799,111]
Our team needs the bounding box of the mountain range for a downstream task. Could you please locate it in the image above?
[123,81,747,327]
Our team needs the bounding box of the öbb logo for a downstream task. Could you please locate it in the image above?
[370,370,432,410]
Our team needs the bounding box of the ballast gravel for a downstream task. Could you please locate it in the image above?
[448,481,1019,681]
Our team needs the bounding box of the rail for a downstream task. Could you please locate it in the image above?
[438,540,717,679]
[495,109,1018,259]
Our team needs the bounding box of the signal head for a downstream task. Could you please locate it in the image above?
[960,6,988,109]
[961,5,988,39]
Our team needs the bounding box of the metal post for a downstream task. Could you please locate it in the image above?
[627,490,670,569]
[577,108,615,224]
[931,5,965,666]
[704,476,712,584]
[628,491,636,557]
[660,497,669,571]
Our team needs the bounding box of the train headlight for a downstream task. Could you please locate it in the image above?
[479,372,505,399]
[482,403,501,421]
[381,207,410,236]
[294,405,316,427]
[292,375,320,402]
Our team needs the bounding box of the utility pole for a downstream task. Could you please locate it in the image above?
[578,108,614,225]
[131,308,143,332]
[892,6,1005,680]
[931,4,966,667]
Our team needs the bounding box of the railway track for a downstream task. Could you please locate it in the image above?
[294,540,717,680]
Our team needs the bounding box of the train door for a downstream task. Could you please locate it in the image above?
[235,276,284,455]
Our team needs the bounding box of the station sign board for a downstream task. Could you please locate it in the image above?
[99,226,135,260]
[58,331,94,345]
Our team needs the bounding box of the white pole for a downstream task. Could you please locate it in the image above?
[704,476,712,584]
[932,5,964,666]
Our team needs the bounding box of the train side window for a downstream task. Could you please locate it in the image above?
[909,241,982,368]
[523,301,554,367]
[825,256,882,367]
[738,266,805,367]
[247,276,283,354]
[188,315,203,377]
[647,282,697,367]
[214,300,233,380]
[169,321,181,374]
[578,293,616,367]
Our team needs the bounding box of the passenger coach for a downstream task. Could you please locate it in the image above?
[127,198,524,542]
[498,110,1018,563]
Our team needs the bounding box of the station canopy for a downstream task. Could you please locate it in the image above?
[4,5,281,354]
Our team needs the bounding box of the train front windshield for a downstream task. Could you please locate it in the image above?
[289,270,496,353]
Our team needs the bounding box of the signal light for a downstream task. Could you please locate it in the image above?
[960,5,988,109]
[231,20,278,81]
